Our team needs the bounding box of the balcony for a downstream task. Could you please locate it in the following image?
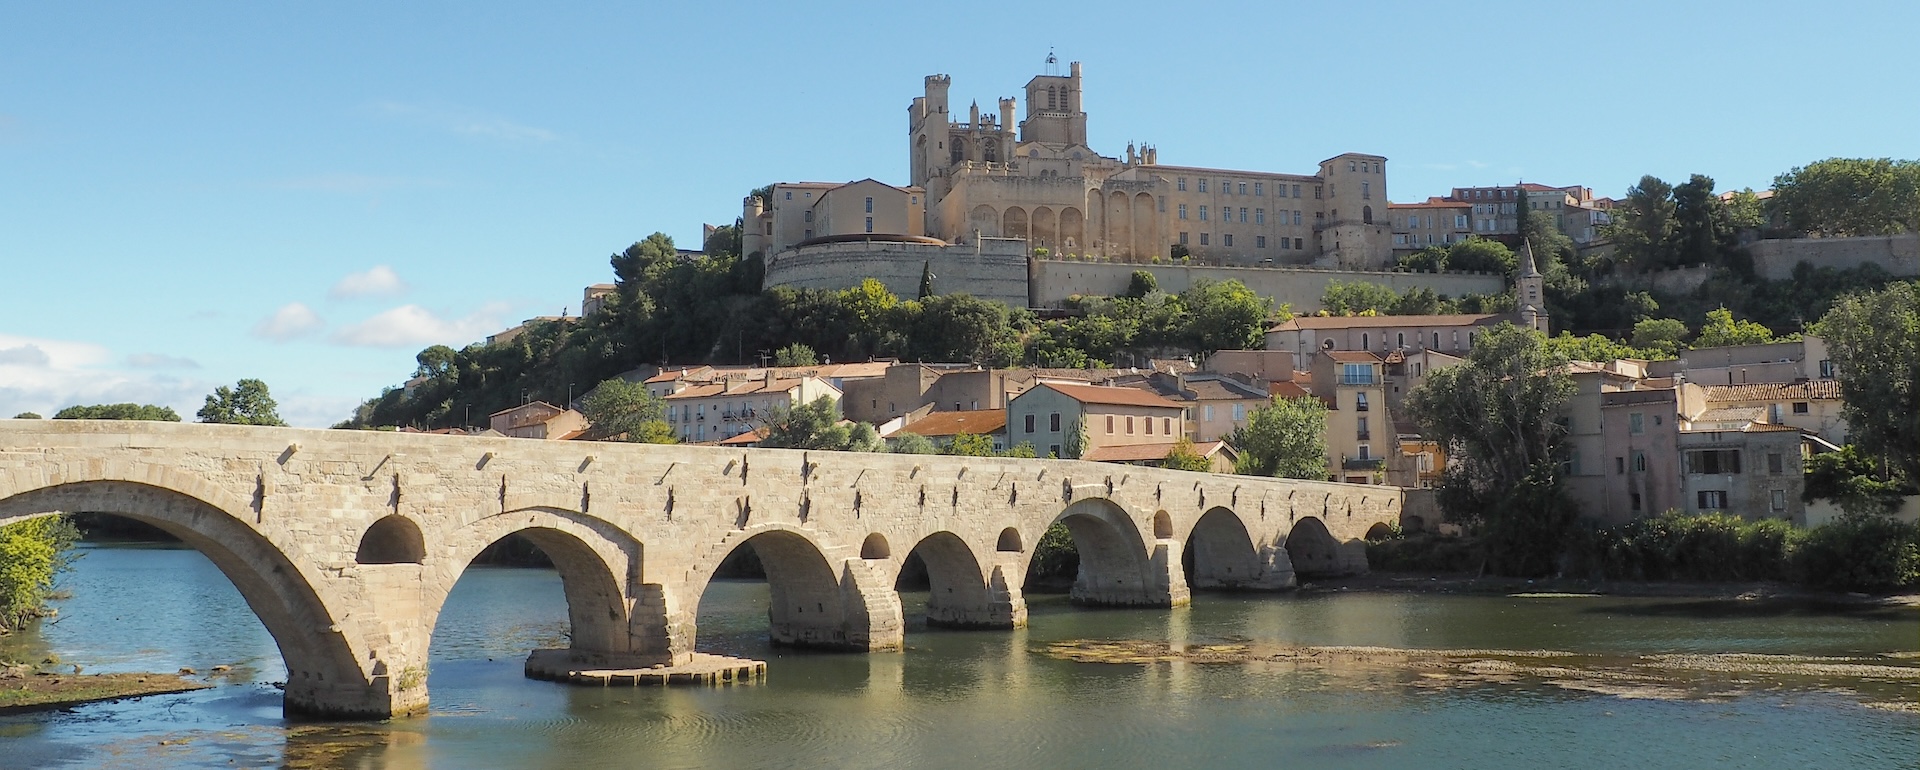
[1355,432,1371,441]
[1342,456,1386,471]
[1339,375,1377,386]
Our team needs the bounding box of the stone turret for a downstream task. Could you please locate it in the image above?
[1516,239,1549,333]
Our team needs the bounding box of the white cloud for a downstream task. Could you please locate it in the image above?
[0,344,51,367]
[331,303,511,348]
[125,352,201,369]
[329,266,408,300]
[0,333,209,421]
[368,101,557,143]
[253,303,325,341]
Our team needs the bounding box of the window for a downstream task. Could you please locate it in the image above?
[1792,402,1809,414]
[784,191,792,200]
[1632,451,1647,472]
[1050,413,1061,432]
[1357,444,1372,460]
[1629,412,1644,434]
[1771,489,1787,512]
[1233,403,1246,421]
[1615,456,1626,475]
[1631,492,1642,511]
[1257,235,1267,248]
[804,229,812,239]
[1819,359,1835,378]
[1237,207,1247,223]
[1315,186,1323,199]
[1126,416,1135,434]
[1294,210,1303,225]
[1049,444,1061,458]
[1199,233,1210,245]
[1145,416,1154,435]
[1178,204,1188,220]
[1355,392,1369,411]
[1356,416,1369,439]
[1455,214,1468,229]
[1178,231,1189,245]
[1362,333,1369,350]
[1024,414,1036,433]
[1223,234,1234,247]
[865,196,874,213]
[1204,405,1214,422]
[865,217,874,233]
[1768,453,1783,474]
[1199,206,1209,221]
[1293,184,1302,197]
[1254,182,1264,196]
[1362,181,1371,200]
[1177,177,1187,191]
[1396,332,1405,348]
[1255,208,1265,224]
[1106,415,1115,433]
[1698,490,1728,510]
[1341,363,1375,385]
[1348,160,1357,172]
[804,210,813,222]
[1687,449,1742,474]
[1198,179,1208,193]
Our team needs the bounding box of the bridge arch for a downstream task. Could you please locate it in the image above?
[899,531,996,628]
[432,507,650,664]
[690,524,896,651]
[1285,516,1343,579]
[1044,497,1156,606]
[0,478,386,719]
[357,515,425,564]
[1183,506,1263,590]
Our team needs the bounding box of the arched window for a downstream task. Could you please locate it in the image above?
[982,139,997,162]
[1046,86,1057,109]
[950,138,965,165]
[1362,333,1369,350]
[1363,205,1374,224]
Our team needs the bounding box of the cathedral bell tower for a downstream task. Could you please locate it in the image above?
[1516,239,1550,333]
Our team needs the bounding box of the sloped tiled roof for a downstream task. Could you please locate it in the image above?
[1704,381,1842,402]
[1036,382,1184,410]
[1269,314,1502,332]
[1325,351,1383,363]
[901,409,1007,437]
[1082,441,1227,463]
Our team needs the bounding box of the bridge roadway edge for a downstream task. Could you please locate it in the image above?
[0,420,1399,719]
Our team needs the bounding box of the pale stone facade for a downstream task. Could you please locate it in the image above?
[0,420,1397,718]
[1309,351,1392,485]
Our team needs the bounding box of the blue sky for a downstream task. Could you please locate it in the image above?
[3,1,1915,426]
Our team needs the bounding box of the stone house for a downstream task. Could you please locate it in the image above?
[1308,351,1392,485]
[662,373,842,444]
[488,402,588,441]
[1006,382,1186,462]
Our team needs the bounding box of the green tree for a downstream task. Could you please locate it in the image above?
[1771,157,1920,236]
[1161,437,1214,472]
[0,515,81,633]
[759,397,879,451]
[1397,244,1450,273]
[577,377,674,443]
[1803,445,1905,516]
[918,261,935,299]
[1124,270,1159,299]
[910,294,1022,364]
[1406,323,1577,576]
[1180,279,1275,352]
[773,342,819,367]
[1605,175,1677,272]
[1813,282,1919,483]
[1630,318,1689,358]
[11,412,41,419]
[1063,414,1089,459]
[1390,287,1443,316]
[1444,237,1517,275]
[197,379,286,426]
[943,433,996,457]
[414,344,458,378]
[1692,307,1777,348]
[1229,396,1328,479]
[1319,280,1400,315]
[1543,331,1661,362]
[887,432,937,454]
[53,403,181,421]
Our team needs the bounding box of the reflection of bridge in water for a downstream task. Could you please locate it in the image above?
[0,420,1399,719]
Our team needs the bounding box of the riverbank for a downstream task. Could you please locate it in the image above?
[1306,571,1920,607]
[0,669,212,714]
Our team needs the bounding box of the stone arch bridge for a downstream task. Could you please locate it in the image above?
[0,421,1398,719]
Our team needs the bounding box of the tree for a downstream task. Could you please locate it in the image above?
[1692,307,1777,348]
[1605,175,1677,271]
[577,377,674,443]
[1630,318,1689,358]
[1229,396,1328,479]
[1180,279,1274,352]
[910,294,1021,364]
[759,396,879,451]
[1124,270,1158,299]
[1063,414,1089,459]
[773,343,819,367]
[197,379,286,426]
[0,515,80,633]
[414,344,458,379]
[1813,282,1919,484]
[1771,157,1920,236]
[918,261,935,299]
[1320,280,1400,315]
[11,412,40,419]
[1444,237,1517,275]
[887,432,938,454]
[943,433,996,457]
[53,403,181,421]
[1406,323,1577,576]
[1397,245,1450,273]
[1803,445,1905,516]
[1161,437,1214,472]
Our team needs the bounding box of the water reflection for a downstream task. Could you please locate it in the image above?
[1,546,1915,769]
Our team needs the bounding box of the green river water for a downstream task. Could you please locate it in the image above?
[1,543,1915,769]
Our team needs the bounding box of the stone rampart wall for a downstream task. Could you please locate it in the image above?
[1031,260,1506,311]
[763,239,1030,307]
[1748,233,1919,280]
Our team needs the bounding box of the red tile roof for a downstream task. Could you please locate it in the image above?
[1325,351,1383,363]
[1082,441,1227,463]
[901,409,1008,437]
[1704,381,1841,402]
[1269,314,1502,332]
[1035,382,1184,410]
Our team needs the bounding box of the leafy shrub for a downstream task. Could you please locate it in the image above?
[1365,534,1480,573]
[1791,515,1920,591]
[0,515,81,632]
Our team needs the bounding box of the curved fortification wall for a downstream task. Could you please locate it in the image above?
[1030,260,1506,311]
[763,238,1031,307]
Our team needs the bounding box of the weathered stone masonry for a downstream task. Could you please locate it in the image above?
[0,420,1396,719]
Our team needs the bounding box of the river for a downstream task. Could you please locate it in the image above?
[1,543,1915,769]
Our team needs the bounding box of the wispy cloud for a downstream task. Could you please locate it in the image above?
[253,302,325,341]
[125,352,201,369]
[0,333,211,422]
[331,302,511,348]
[367,101,558,143]
[266,173,447,193]
[329,265,408,300]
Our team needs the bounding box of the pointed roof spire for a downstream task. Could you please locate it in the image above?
[1518,239,1541,278]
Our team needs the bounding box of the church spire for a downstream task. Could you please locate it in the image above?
[1515,238,1548,334]
[1518,238,1541,278]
